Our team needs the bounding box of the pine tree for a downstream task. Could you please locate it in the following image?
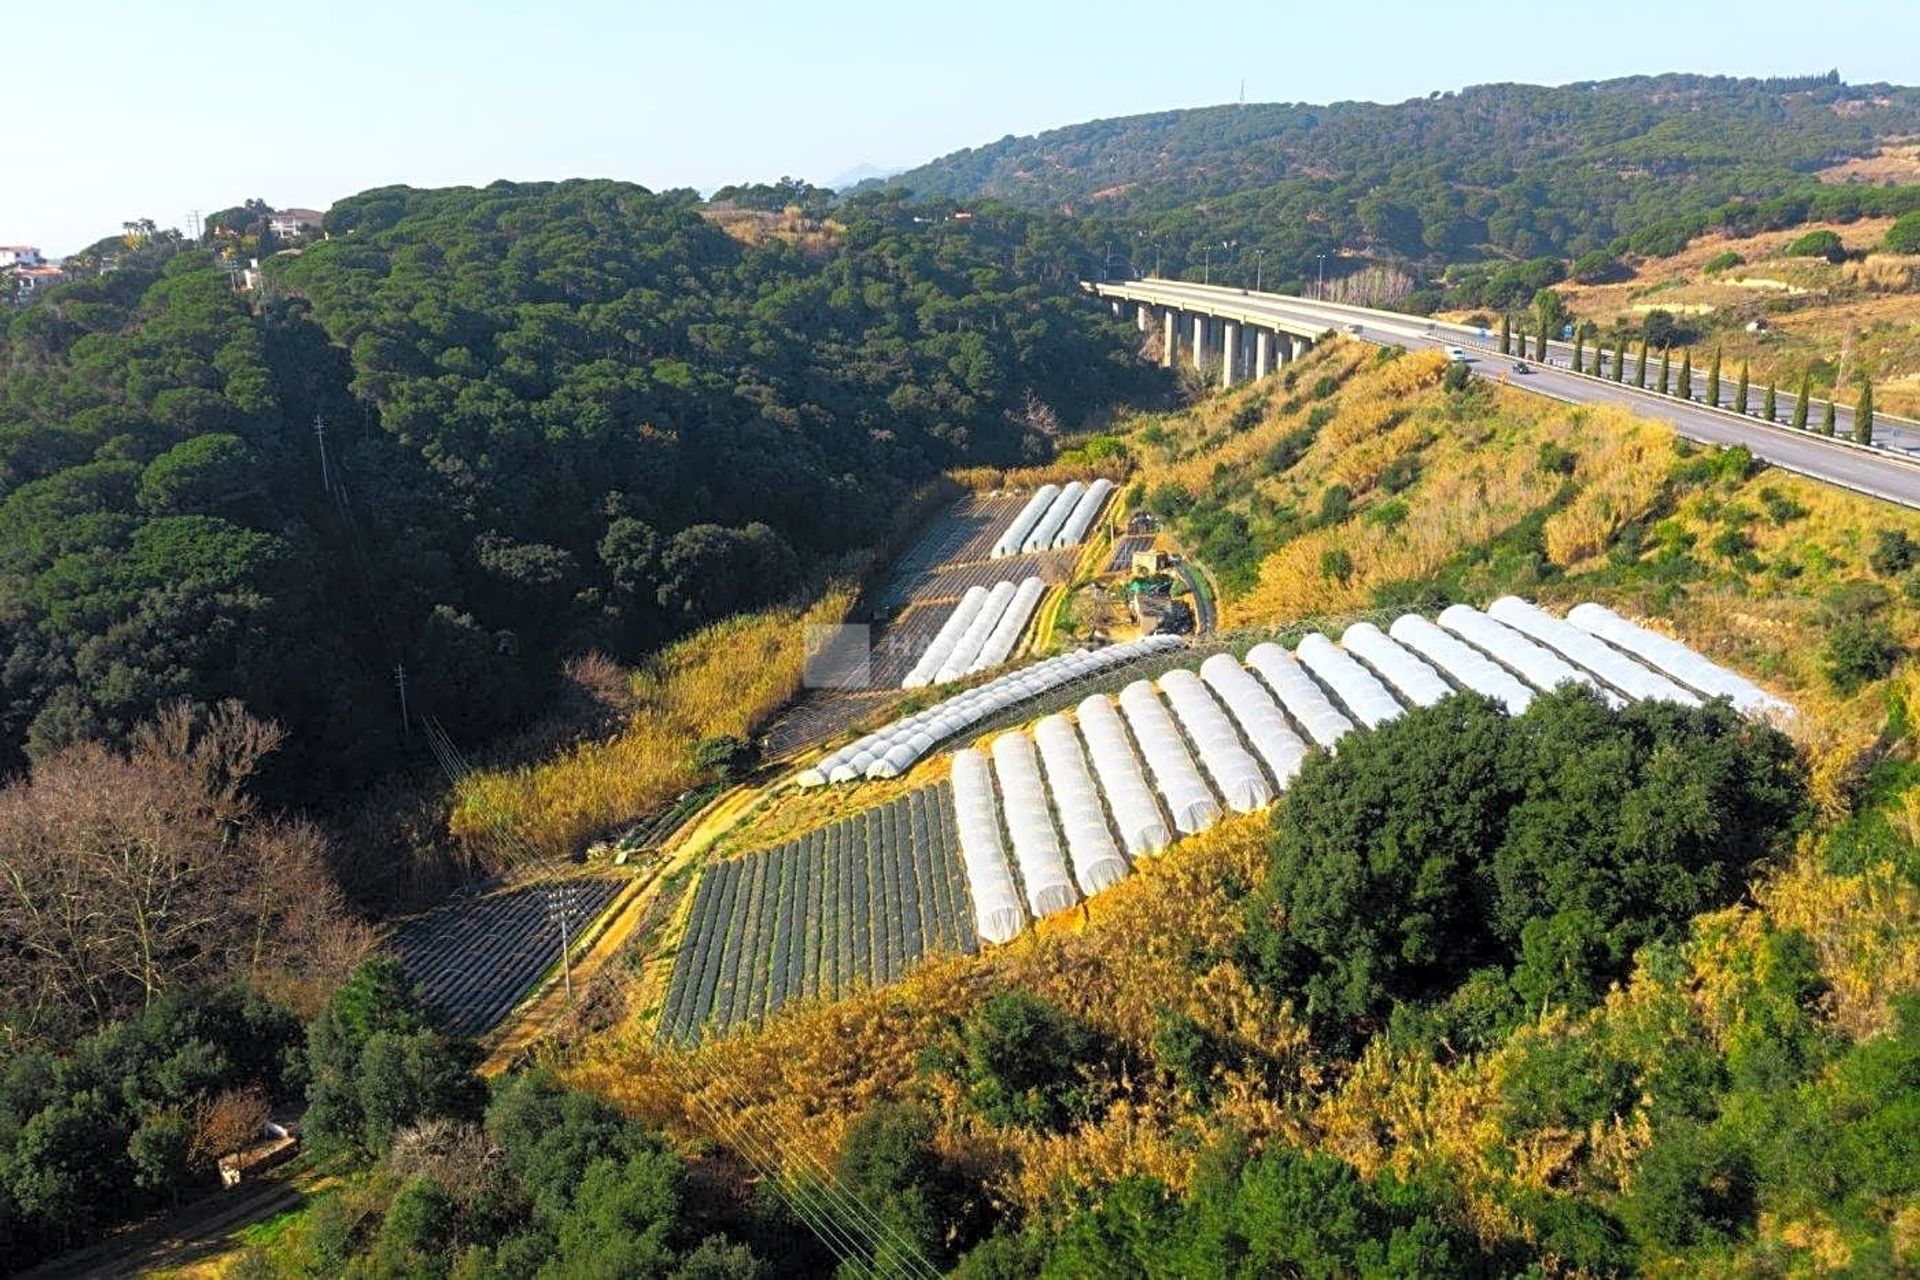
[1763,381,1778,423]
[1572,331,1585,374]
[1856,381,1876,445]
[1792,373,1810,429]
[1499,314,1511,355]
[1635,341,1648,387]
[1821,398,1837,436]
[1706,349,1722,406]
[1734,362,1750,415]
[1677,351,1693,401]
[1657,348,1671,395]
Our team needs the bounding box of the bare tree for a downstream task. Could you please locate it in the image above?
[0,701,372,1045]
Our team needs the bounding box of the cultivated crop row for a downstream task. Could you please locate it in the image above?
[658,784,976,1043]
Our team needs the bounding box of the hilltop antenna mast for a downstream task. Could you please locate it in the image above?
[1239,79,1245,107]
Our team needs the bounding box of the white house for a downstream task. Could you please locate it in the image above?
[0,245,44,268]
[268,209,324,239]
[9,264,65,296]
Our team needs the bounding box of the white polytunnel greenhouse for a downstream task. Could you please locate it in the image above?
[1243,642,1354,747]
[971,576,1047,673]
[1566,603,1793,720]
[950,748,1026,944]
[1339,622,1452,709]
[1073,695,1173,856]
[1488,597,1700,706]
[991,732,1081,918]
[1053,478,1116,550]
[992,486,1059,559]
[1296,633,1405,729]
[1199,654,1310,786]
[937,580,1019,683]
[1158,669,1274,813]
[1117,679,1222,834]
[1023,481,1086,554]
[1436,604,1612,704]
[1033,714,1131,894]
[1388,615,1535,715]
[902,585,990,689]
[793,633,1188,786]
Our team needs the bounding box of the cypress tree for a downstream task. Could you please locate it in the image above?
[1572,331,1585,373]
[1763,381,1778,423]
[1677,350,1693,401]
[1792,373,1810,429]
[1734,362,1750,415]
[1499,314,1511,355]
[1591,340,1604,376]
[1657,348,1671,395]
[1613,338,1626,381]
[1821,398,1837,436]
[1856,381,1876,445]
[1635,340,1648,387]
[1706,348,1722,406]
[1536,330,1548,361]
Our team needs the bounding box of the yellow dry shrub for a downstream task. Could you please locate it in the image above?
[950,458,1130,494]
[450,589,854,861]
[1841,254,1920,292]
[1758,848,1920,1041]
[1541,414,1674,566]
[1325,415,1430,495]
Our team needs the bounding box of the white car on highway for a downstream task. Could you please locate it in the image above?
[1445,346,1469,362]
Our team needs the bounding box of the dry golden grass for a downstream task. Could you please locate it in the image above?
[949,458,1131,494]
[449,589,854,861]
[1540,413,1674,567]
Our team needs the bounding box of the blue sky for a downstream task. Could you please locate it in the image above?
[8,0,1920,255]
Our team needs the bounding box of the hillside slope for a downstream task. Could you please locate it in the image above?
[890,73,1920,286]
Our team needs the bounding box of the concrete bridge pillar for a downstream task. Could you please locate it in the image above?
[1254,329,1272,380]
[1111,299,1123,318]
[1162,309,1177,368]
[1221,321,1239,389]
[1191,314,1206,369]
[1136,304,1150,333]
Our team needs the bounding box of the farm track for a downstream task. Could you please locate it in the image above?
[658,782,975,1043]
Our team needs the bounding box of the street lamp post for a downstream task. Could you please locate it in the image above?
[1253,248,1265,293]
[1316,254,1328,300]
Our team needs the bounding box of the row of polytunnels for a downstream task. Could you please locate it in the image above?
[989,479,1115,558]
[948,598,1792,944]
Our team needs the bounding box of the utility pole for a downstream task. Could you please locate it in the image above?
[188,210,201,242]
[393,662,410,740]
[549,886,575,1001]
[313,414,333,496]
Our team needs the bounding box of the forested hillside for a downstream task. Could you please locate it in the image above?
[889,73,1920,294]
[0,182,1157,802]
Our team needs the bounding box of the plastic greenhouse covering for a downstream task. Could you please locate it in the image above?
[1199,654,1309,786]
[1117,680,1222,834]
[794,633,1186,786]
[991,733,1080,918]
[1296,633,1405,729]
[1388,615,1535,715]
[1074,695,1173,856]
[992,486,1058,559]
[1053,478,1115,549]
[971,577,1047,673]
[1566,603,1794,720]
[1487,597,1700,706]
[902,585,990,689]
[937,580,1019,683]
[1339,623,1452,708]
[951,749,1026,943]
[1022,482,1086,553]
[1436,605,1612,703]
[1158,670,1274,813]
[1032,714,1130,893]
[1243,642,1354,747]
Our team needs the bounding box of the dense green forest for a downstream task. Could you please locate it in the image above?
[0,182,1157,808]
[886,73,1920,303]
